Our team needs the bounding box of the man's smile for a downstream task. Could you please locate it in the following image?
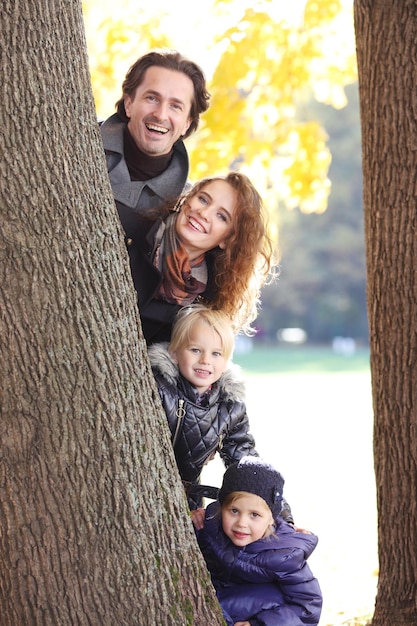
[145,122,169,134]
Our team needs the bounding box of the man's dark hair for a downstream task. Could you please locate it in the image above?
[115,50,210,139]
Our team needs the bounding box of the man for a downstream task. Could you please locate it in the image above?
[100,50,210,235]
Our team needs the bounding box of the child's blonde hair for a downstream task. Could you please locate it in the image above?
[169,304,235,361]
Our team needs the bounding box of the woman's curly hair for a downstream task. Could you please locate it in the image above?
[181,172,278,334]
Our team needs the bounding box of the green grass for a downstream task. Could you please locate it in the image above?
[233,344,370,374]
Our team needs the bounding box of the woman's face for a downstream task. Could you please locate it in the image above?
[175,180,236,260]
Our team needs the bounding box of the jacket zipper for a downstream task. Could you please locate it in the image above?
[172,399,186,447]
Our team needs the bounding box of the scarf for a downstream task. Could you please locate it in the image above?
[124,126,173,180]
[153,212,208,305]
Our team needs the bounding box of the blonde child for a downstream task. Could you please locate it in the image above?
[147,304,293,524]
[195,457,322,626]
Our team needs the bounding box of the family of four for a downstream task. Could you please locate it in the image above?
[100,49,322,626]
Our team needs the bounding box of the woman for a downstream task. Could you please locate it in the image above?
[126,171,276,344]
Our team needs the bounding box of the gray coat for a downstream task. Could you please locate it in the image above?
[99,113,190,238]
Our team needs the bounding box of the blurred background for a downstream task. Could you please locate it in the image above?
[82,0,366,348]
[82,2,376,623]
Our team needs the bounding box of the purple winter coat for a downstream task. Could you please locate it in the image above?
[197,502,322,626]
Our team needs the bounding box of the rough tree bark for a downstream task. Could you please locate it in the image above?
[354,1,417,625]
[0,1,224,624]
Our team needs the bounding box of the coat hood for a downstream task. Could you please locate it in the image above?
[148,341,246,403]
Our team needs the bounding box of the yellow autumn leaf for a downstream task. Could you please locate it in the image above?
[83,0,356,224]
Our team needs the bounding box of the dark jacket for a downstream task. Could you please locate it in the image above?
[125,216,217,344]
[197,502,322,626]
[100,114,194,343]
[148,343,294,522]
[148,342,258,506]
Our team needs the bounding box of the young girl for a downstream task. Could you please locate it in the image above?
[127,171,275,344]
[195,456,323,626]
[147,304,293,523]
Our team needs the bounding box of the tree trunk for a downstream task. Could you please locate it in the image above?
[0,1,224,624]
[354,1,417,624]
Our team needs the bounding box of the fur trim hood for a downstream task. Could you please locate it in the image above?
[148,342,246,403]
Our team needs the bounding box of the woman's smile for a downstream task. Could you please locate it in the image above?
[187,215,207,233]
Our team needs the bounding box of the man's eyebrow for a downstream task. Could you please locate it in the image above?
[144,89,186,106]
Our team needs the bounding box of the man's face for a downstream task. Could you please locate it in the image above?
[124,66,193,156]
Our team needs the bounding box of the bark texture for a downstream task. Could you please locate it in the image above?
[354,1,417,624]
[0,1,224,624]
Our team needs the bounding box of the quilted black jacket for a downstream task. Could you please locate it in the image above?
[148,342,257,506]
[148,343,293,524]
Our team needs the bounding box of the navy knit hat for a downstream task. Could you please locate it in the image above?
[218,457,284,518]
